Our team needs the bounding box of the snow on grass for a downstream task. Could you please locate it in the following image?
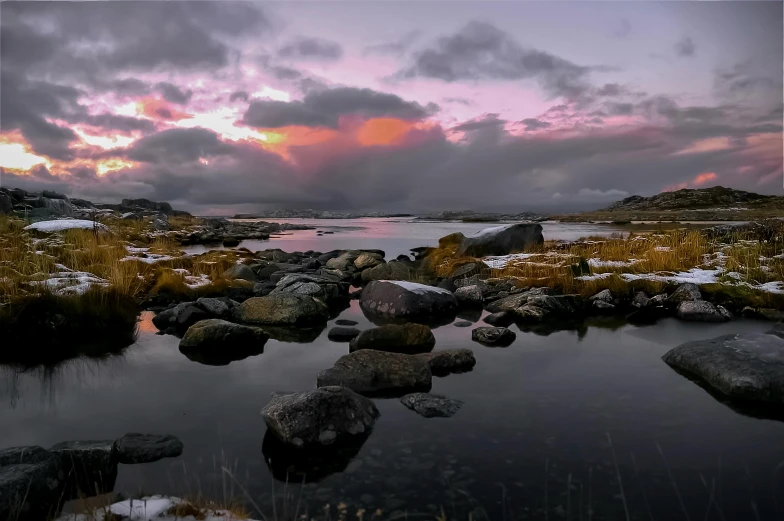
[55,495,255,521]
[654,246,671,252]
[387,280,454,295]
[472,223,518,238]
[185,273,211,288]
[121,253,176,264]
[24,219,109,233]
[31,271,110,295]
[483,253,537,269]
[587,258,641,268]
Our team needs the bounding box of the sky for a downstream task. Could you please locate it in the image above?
[0,1,782,215]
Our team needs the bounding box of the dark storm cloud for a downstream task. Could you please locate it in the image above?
[674,37,696,57]
[243,87,439,128]
[452,114,505,132]
[597,83,624,97]
[126,128,233,164]
[520,118,551,131]
[78,114,157,133]
[156,82,193,105]
[397,22,595,100]
[278,37,344,61]
[229,91,250,103]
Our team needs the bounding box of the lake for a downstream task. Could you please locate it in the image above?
[2,218,781,521]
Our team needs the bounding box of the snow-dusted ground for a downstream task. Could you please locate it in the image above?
[31,271,110,295]
[387,280,454,295]
[24,219,109,233]
[122,246,177,264]
[482,253,537,269]
[56,495,256,521]
[587,258,641,268]
[577,267,784,294]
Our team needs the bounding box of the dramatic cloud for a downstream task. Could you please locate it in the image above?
[156,82,193,105]
[520,118,551,131]
[278,37,344,61]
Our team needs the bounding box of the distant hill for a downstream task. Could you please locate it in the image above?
[554,186,784,222]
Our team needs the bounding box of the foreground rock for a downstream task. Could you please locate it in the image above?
[271,273,348,305]
[662,327,784,404]
[327,326,361,342]
[676,301,731,322]
[237,294,329,327]
[0,448,65,521]
[348,323,435,354]
[50,440,117,498]
[152,298,239,335]
[401,393,463,418]
[113,433,184,464]
[415,349,476,376]
[455,223,544,257]
[261,387,380,448]
[180,319,268,354]
[471,326,517,347]
[454,285,484,307]
[317,350,432,396]
[359,280,457,324]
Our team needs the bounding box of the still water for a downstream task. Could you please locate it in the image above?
[2,219,781,520]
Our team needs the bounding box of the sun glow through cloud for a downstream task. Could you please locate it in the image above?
[0,143,52,171]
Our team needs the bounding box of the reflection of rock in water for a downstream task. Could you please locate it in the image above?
[360,308,457,329]
[179,344,265,366]
[455,307,482,323]
[262,430,367,483]
[262,325,326,343]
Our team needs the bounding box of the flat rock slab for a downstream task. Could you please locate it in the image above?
[335,319,359,326]
[401,393,464,418]
[237,294,329,327]
[317,350,432,397]
[662,328,784,404]
[471,326,517,347]
[415,349,476,376]
[261,386,379,448]
[348,323,435,354]
[114,433,184,464]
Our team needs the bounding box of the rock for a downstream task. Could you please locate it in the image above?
[631,291,650,308]
[222,238,241,247]
[415,348,476,376]
[152,301,213,333]
[195,297,232,319]
[359,280,458,324]
[676,301,731,322]
[237,294,329,327]
[152,217,169,231]
[36,196,74,217]
[438,232,466,248]
[49,440,117,498]
[454,285,483,307]
[317,350,432,397]
[121,198,174,213]
[484,288,552,313]
[271,274,346,304]
[361,260,413,282]
[401,393,463,418]
[349,323,435,354]
[0,192,12,215]
[335,319,359,326]
[261,386,380,448]
[455,223,544,257]
[355,253,384,270]
[121,212,141,220]
[453,321,473,327]
[223,264,257,282]
[253,264,281,281]
[662,328,784,404]
[326,252,359,270]
[42,190,68,200]
[592,300,615,312]
[743,307,784,322]
[667,283,702,304]
[517,294,583,321]
[0,446,53,466]
[113,433,183,464]
[305,259,321,270]
[649,293,668,306]
[179,319,269,364]
[0,453,65,521]
[471,327,516,347]
[328,326,361,342]
[588,289,613,303]
[483,311,515,326]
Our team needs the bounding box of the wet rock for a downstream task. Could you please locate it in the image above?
[355,253,385,270]
[455,285,483,307]
[667,283,702,304]
[0,446,53,466]
[328,326,361,342]
[592,300,615,312]
[483,311,515,327]
[517,295,583,321]
[662,327,784,404]
[262,324,326,343]
[361,260,413,282]
[179,319,268,365]
[415,348,476,376]
[349,323,435,354]
[222,264,257,282]
[631,291,650,308]
[455,223,544,257]
[471,327,516,347]
[261,430,365,483]
[588,289,613,304]
[271,273,346,304]
[317,350,432,397]
[0,453,65,521]
[742,307,784,322]
[261,386,380,448]
[326,252,359,270]
[195,297,232,319]
[453,321,473,327]
[237,294,329,327]
[401,393,463,418]
[49,440,117,499]
[253,264,281,281]
[335,319,359,326]
[152,301,212,333]
[359,280,457,324]
[222,238,240,247]
[113,433,183,464]
[676,301,731,322]
[484,287,553,313]
[649,293,668,306]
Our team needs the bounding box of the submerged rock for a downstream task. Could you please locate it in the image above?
[261,386,380,448]
[483,310,515,326]
[455,223,544,257]
[676,301,731,322]
[662,327,784,404]
[359,280,457,324]
[237,294,329,327]
[415,348,476,376]
[328,326,361,342]
[348,323,435,354]
[49,440,117,499]
[471,326,517,347]
[317,350,432,396]
[114,433,183,464]
[400,393,463,418]
[335,319,359,326]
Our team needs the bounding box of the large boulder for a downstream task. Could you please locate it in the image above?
[317,350,432,397]
[454,285,483,307]
[360,260,414,282]
[354,252,384,270]
[415,348,476,376]
[349,323,435,354]
[471,326,517,347]
[237,294,329,327]
[179,319,269,365]
[401,393,463,418]
[261,387,380,448]
[676,301,731,322]
[152,301,210,334]
[359,280,457,324]
[455,223,544,257]
[270,274,346,304]
[49,440,117,499]
[0,451,66,521]
[517,295,583,321]
[325,251,359,270]
[113,433,184,464]
[662,327,784,404]
[222,264,257,282]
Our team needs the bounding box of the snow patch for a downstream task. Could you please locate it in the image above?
[386,280,454,295]
[472,223,517,238]
[31,271,109,295]
[654,246,671,252]
[24,219,109,233]
[482,253,537,269]
[587,258,641,268]
[121,253,176,264]
[55,495,255,521]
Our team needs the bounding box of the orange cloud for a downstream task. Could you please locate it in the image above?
[138,98,191,121]
[693,172,717,186]
[356,118,415,146]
